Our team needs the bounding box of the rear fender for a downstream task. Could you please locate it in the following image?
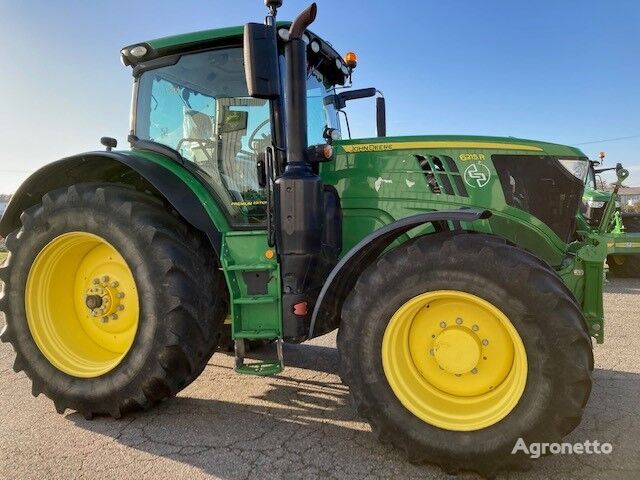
[0,151,226,255]
[308,209,492,338]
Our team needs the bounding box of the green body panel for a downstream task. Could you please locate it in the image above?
[320,135,582,267]
[121,134,609,343]
[220,231,282,340]
[119,148,232,233]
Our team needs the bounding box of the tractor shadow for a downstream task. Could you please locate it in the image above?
[68,341,640,480]
[603,278,640,295]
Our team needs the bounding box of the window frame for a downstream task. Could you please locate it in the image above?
[131,43,271,230]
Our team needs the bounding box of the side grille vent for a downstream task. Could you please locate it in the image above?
[416,155,469,197]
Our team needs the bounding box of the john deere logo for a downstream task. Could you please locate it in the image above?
[463,163,491,188]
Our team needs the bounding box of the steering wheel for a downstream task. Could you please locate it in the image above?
[247,119,271,153]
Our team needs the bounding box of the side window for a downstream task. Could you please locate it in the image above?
[136,48,270,226]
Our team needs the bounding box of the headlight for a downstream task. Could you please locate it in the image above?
[587,200,605,208]
[559,159,589,181]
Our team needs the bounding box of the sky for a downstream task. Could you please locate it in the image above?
[0,0,638,193]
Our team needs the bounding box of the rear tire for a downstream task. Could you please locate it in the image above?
[338,233,593,476]
[0,184,227,418]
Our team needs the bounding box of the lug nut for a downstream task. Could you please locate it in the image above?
[92,278,100,285]
[455,374,461,377]
[456,318,463,325]
[472,324,479,331]
[482,339,489,346]
[439,321,447,328]
[101,316,109,323]
[117,305,125,311]
[110,314,118,320]
[111,281,119,288]
[429,348,434,356]
[101,275,110,283]
[117,292,125,299]
[471,368,478,374]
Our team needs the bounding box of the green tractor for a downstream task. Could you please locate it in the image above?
[0,1,636,475]
[578,154,640,277]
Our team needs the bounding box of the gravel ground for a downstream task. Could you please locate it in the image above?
[0,278,638,479]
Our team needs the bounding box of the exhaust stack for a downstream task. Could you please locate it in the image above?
[273,2,325,339]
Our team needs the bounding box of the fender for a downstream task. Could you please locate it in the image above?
[308,208,492,339]
[0,151,226,255]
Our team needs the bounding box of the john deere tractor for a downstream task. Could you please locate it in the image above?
[578,156,640,277]
[1,1,637,475]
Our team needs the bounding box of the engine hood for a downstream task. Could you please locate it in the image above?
[336,135,586,158]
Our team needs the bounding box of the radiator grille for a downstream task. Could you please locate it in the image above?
[416,155,469,197]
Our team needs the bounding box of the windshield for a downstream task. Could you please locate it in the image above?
[306,70,340,143]
[135,47,340,225]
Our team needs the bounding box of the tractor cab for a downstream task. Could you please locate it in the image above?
[124,25,346,227]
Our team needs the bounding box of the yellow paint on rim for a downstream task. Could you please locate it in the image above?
[25,232,139,378]
[382,290,527,431]
[342,141,543,153]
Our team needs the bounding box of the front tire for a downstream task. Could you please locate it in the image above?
[338,233,593,476]
[0,184,227,418]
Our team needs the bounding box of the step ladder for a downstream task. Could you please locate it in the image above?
[220,231,284,375]
[234,338,284,376]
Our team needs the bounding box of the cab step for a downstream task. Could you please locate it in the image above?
[234,338,284,376]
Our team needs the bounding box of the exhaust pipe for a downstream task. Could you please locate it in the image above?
[273,2,325,339]
[284,3,317,166]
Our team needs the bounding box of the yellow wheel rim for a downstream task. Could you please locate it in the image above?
[382,290,527,431]
[25,232,139,378]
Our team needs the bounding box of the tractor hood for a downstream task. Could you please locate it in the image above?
[335,135,586,158]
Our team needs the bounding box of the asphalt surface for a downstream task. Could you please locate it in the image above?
[1,279,639,479]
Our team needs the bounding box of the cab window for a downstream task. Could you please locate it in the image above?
[135,47,270,226]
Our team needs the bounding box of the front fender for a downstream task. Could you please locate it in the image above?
[0,151,228,255]
[308,208,492,338]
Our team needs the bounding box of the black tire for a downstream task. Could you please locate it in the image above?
[338,233,593,476]
[608,254,640,278]
[0,183,227,419]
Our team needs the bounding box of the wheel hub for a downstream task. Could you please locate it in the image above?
[433,328,480,375]
[85,294,103,310]
[84,276,126,322]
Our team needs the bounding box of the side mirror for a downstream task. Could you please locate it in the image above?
[325,88,377,110]
[243,23,280,99]
[325,87,387,137]
[376,97,386,137]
